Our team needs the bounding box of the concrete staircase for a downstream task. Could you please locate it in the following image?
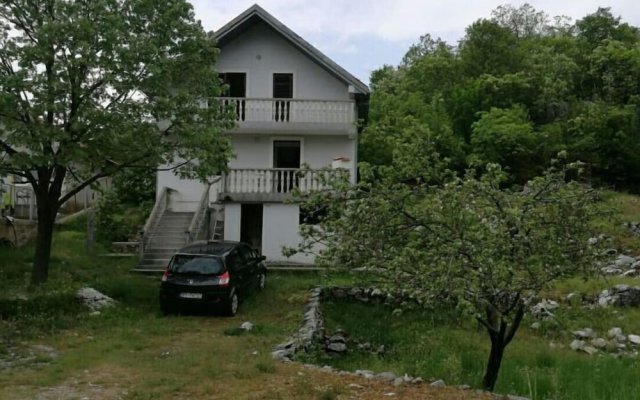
[137,211,194,271]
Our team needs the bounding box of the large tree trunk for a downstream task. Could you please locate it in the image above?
[480,303,525,392]
[30,195,58,285]
[482,336,506,391]
[30,166,66,286]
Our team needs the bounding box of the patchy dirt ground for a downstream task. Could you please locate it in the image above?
[4,362,492,400]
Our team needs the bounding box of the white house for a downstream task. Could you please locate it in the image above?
[139,4,369,270]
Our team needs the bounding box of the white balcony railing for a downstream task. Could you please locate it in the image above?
[221,168,347,195]
[217,98,356,125]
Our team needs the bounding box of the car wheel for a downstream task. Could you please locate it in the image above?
[223,289,239,317]
[257,272,266,291]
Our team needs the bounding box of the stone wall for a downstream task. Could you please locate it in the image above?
[0,218,37,247]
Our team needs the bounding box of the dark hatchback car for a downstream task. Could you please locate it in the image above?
[159,241,267,316]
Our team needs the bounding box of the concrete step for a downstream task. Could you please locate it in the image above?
[147,234,187,240]
[147,238,185,244]
[139,260,171,268]
[144,248,179,254]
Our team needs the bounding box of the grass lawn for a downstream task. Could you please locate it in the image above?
[308,191,640,400]
[0,222,487,400]
[1,190,638,399]
[315,298,640,400]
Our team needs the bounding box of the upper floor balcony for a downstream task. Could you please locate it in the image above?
[217,168,348,202]
[217,97,357,136]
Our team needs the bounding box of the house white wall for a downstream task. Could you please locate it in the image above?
[156,166,208,212]
[224,203,242,241]
[262,203,314,264]
[216,21,350,101]
[228,134,355,171]
[153,13,363,266]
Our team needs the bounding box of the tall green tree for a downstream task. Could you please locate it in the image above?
[363,4,640,190]
[0,0,234,284]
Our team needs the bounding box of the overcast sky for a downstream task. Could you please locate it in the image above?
[190,1,640,84]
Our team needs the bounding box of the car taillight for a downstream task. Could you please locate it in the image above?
[161,267,169,282]
[218,271,230,287]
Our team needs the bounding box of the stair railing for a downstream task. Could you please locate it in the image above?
[139,187,170,261]
[186,184,210,244]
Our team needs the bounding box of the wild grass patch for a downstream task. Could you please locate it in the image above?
[315,298,640,400]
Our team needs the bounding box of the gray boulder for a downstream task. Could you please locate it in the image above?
[430,379,446,388]
[615,255,636,268]
[76,288,115,311]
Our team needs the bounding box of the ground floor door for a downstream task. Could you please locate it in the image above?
[240,204,263,253]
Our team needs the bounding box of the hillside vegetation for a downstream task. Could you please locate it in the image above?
[362,5,640,191]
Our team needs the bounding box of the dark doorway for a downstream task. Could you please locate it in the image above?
[220,73,246,97]
[273,73,293,122]
[273,140,301,169]
[240,204,263,252]
[273,140,300,192]
[220,73,247,120]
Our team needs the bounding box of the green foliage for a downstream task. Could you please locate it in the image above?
[470,106,540,181]
[363,4,640,190]
[95,168,155,242]
[566,102,640,188]
[290,148,601,389]
[0,0,235,283]
[96,189,148,242]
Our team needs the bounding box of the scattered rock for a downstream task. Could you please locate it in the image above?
[377,371,397,382]
[572,328,595,339]
[601,266,622,275]
[598,285,640,307]
[628,335,640,345]
[570,340,585,351]
[591,338,608,349]
[355,369,375,379]
[615,255,636,268]
[30,344,58,360]
[76,288,115,311]
[327,342,347,353]
[240,321,253,331]
[608,327,623,338]
[624,222,640,236]
[430,379,446,388]
[531,299,559,319]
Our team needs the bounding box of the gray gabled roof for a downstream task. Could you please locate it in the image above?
[213,4,369,95]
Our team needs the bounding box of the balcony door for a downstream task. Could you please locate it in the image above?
[273,140,300,193]
[273,73,293,122]
[220,72,246,120]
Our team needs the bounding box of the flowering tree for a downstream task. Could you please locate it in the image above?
[288,154,599,391]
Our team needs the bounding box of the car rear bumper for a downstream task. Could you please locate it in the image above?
[159,285,231,307]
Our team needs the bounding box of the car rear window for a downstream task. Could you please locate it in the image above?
[169,254,225,275]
